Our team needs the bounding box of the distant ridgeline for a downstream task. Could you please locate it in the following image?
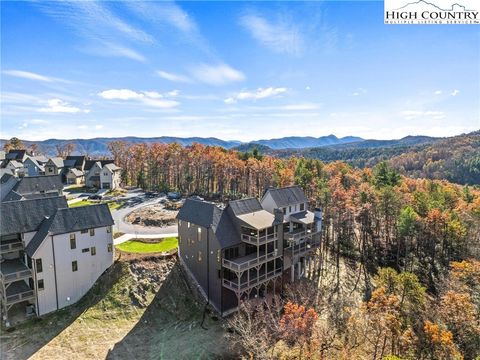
[2,131,478,184]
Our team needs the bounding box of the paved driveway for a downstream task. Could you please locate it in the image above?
[111,189,178,235]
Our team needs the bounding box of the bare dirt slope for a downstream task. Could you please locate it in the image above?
[125,204,178,227]
[0,256,229,360]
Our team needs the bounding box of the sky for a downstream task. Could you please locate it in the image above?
[1,0,479,142]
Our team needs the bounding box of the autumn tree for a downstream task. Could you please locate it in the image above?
[278,301,318,358]
[55,142,76,157]
[3,137,24,152]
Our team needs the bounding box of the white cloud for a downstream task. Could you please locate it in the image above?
[240,14,303,55]
[191,64,245,85]
[167,90,180,97]
[30,119,50,125]
[434,90,442,95]
[156,70,192,83]
[224,87,287,103]
[95,125,104,130]
[125,1,197,34]
[401,110,446,120]
[38,99,89,113]
[352,88,367,96]
[305,86,311,90]
[282,103,320,111]
[36,2,151,62]
[98,42,146,62]
[98,89,144,100]
[3,70,65,83]
[451,89,460,96]
[98,89,179,108]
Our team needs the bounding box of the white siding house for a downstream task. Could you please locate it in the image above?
[100,164,122,190]
[30,225,113,315]
[1,197,114,325]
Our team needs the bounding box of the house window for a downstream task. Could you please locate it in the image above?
[38,279,44,290]
[70,234,76,249]
[82,248,89,253]
[289,206,291,213]
[106,226,111,233]
[48,168,53,173]
[283,208,286,215]
[36,259,43,273]
[81,229,88,234]
[91,247,96,256]
[108,243,113,252]
[72,261,78,272]
[178,220,182,226]
[198,251,202,262]
[217,249,221,263]
[90,228,95,236]
[197,227,202,241]
[300,203,305,211]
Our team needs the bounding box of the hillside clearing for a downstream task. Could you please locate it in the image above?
[0,256,229,360]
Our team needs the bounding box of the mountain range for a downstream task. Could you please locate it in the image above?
[1,134,369,155]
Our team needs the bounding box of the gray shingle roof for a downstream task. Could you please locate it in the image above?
[2,190,23,202]
[25,203,114,257]
[104,163,121,171]
[6,150,28,161]
[66,156,86,168]
[12,175,63,195]
[177,198,241,248]
[85,159,114,171]
[1,173,15,184]
[177,198,221,229]
[64,159,77,168]
[8,160,23,168]
[262,186,307,207]
[68,168,83,177]
[228,198,263,216]
[0,196,68,236]
[214,211,242,248]
[26,157,46,171]
[48,157,64,168]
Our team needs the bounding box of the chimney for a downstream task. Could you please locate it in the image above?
[314,208,323,233]
[274,208,284,224]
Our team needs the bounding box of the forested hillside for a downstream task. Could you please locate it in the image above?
[241,131,479,185]
[389,131,480,185]
[109,140,480,358]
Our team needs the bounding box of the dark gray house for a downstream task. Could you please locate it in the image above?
[177,185,322,315]
[0,175,63,202]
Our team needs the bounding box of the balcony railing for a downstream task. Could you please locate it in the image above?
[285,237,321,258]
[0,241,24,254]
[284,228,320,242]
[241,232,277,245]
[222,268,282,292]
[0,259,33,284]
[222,251,281,272]
[1,269,32,284]
[5,289,35,304]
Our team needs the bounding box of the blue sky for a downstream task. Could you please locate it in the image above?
[1,0,479,142]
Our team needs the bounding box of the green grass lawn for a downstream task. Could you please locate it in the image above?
[115,238,178,253]
[69,200,124,210]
